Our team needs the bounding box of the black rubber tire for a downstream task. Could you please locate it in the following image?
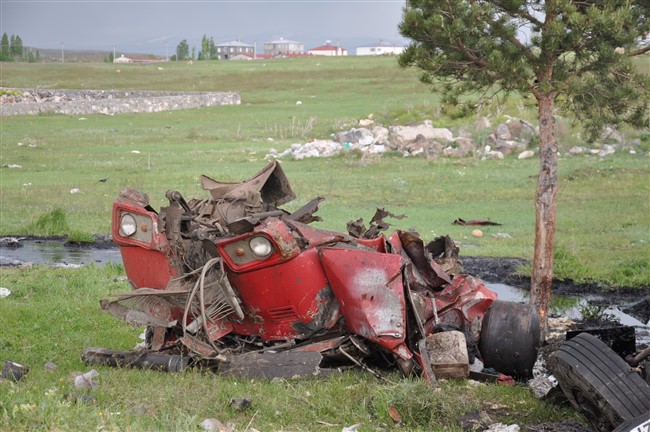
[479,300,540,378]
[550,332,650,432]
[613,411,650,432]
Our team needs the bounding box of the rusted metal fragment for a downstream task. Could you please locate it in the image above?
[347,208,406,239]
[398,230,451,290]
[100,299,177,328]
[452,218,501,226]
[117,187,150,208]
[81,347,189,372]
[201,160,295,207]
[286,196,325,224]
[218,351,325,379]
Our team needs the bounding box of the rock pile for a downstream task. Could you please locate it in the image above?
[267,115,644,161]
[268,116,538,161]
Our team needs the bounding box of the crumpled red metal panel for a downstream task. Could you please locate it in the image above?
[319,247,410,357]
[432,274,497,338]
[226,248,339,341]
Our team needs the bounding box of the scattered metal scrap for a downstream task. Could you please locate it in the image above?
[453,218,502,226]
[85,161,541,385]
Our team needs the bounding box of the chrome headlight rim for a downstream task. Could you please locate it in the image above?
[120,213,137,237]
[249,236,273,259]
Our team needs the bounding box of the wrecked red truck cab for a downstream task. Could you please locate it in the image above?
[93,161,539,383]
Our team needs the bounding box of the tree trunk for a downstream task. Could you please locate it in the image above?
[531,92,559,342]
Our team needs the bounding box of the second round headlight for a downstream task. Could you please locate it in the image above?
[249,236,273,258]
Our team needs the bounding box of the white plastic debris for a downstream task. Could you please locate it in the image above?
[0,288,11,298]
[4,164,22,169]
[342,424,362,432]
[70,188,81,194]
[73,369,99,390]
[131,150,141,154]
[295,100,302,105]
[484,423,520,432]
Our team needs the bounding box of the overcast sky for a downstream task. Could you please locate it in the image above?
[1,1,407,56]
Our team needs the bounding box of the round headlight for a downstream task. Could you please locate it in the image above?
[120,213,137,236]
[249,236,273,259]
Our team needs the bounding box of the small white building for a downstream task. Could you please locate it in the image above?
[356,40,405,56]
[308,41,348,57]
[113,54,133,63]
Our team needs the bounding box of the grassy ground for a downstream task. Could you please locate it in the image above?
[0,57,648,430]
[1,58,648,286]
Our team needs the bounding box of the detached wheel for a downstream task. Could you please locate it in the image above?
[479,300,540,378]
[550,332,650,432]
[613,412,650,432]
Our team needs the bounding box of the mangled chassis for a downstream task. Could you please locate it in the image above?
[90,161,539,383]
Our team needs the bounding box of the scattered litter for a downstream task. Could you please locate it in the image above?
[78,117,87,121]
[70,188,81,194]
[453,218,502,226]
[388,406,403,426]
[72,369,99,390]
[230,396,252,411]
[2,361,29,381]
[485,423,520,432]
[342,424,362,432]
[23,183,31,186]
[157,67,164,71]
[131,150,141,154]
[296,100,302,105]
[3,164,22,169]
[491,233,512,239]
[527,375,558,399]
[64,392,97,405]
[17,142,23,146]
[0,288,10,298]
[44,361,58,372]
[472,229,484,238]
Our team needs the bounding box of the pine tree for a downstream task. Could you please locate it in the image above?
[399,0,650,339]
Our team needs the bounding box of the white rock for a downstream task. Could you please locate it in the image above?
[486,151,504,160]
[70,188,81,194]
[0,287,11,298]
[295,100,302,105]
[73,369,99,390]
[359,118,374,127]
[517,150,535,160]
[390,124,454,144]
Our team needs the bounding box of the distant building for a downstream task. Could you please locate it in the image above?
[308,41,348,57]
[113,54,166,63]
[216,40,254,60]
[113,55,132,63]
[355,40,405,56]
[264,37,304,56]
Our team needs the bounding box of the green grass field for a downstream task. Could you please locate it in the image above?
[0,56,648,431]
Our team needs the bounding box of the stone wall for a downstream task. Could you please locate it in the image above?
[0,89,241,116]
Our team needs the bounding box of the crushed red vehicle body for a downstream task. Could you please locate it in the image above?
[90,161,539,383]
